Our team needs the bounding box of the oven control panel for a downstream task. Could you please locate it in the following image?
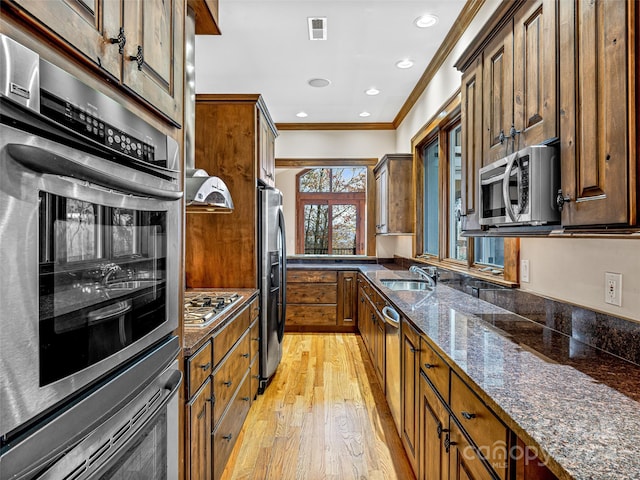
[40,90,160,167]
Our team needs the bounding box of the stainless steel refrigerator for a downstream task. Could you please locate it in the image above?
[258,186,287,392]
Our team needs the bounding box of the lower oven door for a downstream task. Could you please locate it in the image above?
[0,336,182,480]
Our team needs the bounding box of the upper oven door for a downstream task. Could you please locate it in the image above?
[0,123,182,438]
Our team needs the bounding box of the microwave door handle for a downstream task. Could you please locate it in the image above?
[6,144,183,201]
[502,153,518,222]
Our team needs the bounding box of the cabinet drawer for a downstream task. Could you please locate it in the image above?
[288,270,337,283]
[213,305,251,367]
[187,341,212,399]
[213,371,252,480]
[287,283,337,304]
[249,296,260,321]
[249,319,260,362]
[450,372,509,480]
[286,305,336,325]
[213,332,251,427]
[250,357,259,402]
[420,339,450,403]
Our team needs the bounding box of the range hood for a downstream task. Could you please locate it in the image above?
[185,168,234,211]
[184,8,234,213]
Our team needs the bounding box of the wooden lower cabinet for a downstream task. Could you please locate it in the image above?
[401,318,421,475]
[184,295,259,480]
[186,379,213,480]
[286,269,357,331]
[419,373,448,480]
[448,421,495,480]
[213,371,252,480]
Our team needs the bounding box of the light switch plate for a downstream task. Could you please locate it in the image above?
[520,259,530,283]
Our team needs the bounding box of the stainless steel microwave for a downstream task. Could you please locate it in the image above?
[479,145,560,226]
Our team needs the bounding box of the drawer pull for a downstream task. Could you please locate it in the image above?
[242,396,250,402]
[423,363,435,369]
[199,362,211,371]
[206,395,215,403]
[222,434,233,441]
[461,411,477,420]
[252,337,260,342]
[444,434,456,453]
[223,380,233,387]
[409,346,420,353]
[242,353,250,358]
[252,374,260,379]
[436,423,448,439]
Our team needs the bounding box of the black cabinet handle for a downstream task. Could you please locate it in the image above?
[109,27,126,54]
[199,362,211,371]
[242,396,250,402]
[423,363,435,369]
[461,411,476,420]
[223,380,233,387]
[129,45,144,71]
[445,434,455,453]
[436,423,448,439]
[242,353,250,358]
[410,346,420,353]
[222,433,233,441]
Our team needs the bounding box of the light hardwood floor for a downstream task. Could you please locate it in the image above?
[221,333,415,480]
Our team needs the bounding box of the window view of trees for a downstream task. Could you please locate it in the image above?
[297,168,366,255]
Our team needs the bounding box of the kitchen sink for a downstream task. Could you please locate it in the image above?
[379,279,434,291]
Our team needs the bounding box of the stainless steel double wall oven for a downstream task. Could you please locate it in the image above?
[0,35,182,479]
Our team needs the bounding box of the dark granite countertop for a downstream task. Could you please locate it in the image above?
[358,267,640,480]
[183,288,259,356]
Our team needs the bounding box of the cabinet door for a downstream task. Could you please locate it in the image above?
[448,421,495,480]
[419,373,448,480]
[483,21,513,165]
[122,0,184,125]
[401,319,421,473]
[337,271,357,326]
[6,0,122,78]
[186,379,212,480]
[258,111,276,186]
[558,0,632,226]
[512,0,557,148]
[374,310,386,387]
[375,167,388,233]
[460,56,483,231]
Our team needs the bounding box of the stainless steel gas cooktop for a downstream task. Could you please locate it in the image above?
[183,292,242,327]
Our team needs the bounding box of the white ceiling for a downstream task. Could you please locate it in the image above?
[194,0,467,125]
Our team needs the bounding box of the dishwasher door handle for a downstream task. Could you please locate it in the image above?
[382,306,400,328]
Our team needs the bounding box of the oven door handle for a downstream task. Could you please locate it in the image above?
[87,300,132,325]
[6,144,183,200]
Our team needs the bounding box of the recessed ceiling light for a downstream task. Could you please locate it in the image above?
[359,111,371,118]
[395,59,414,69]
[308,78,331,88]
[414,14,439,28]
[296,111,308,118]
[365,88,380,96]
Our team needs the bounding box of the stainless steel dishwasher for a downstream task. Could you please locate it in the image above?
[382,305,401,435]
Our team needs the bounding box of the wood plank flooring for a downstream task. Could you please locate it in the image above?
[221,333,415,480]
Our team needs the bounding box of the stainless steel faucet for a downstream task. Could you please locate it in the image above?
[409,265,437,286]
[101,263,122,285]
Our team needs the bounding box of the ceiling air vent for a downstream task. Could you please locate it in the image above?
[308,17,327,40]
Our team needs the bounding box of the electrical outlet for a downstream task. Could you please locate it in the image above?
[604,272,622,306]
[520,259,530,283]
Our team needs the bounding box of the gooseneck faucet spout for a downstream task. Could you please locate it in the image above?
[409,265,437,287]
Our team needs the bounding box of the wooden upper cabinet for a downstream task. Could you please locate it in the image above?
[460,56,483,231]
[3,0,184,126]
[482,20,514,165]
[512,0,557,149]
[257,103,277,186]
[558,0,636,227]
[374,154,414,234]
[122,0,184,126]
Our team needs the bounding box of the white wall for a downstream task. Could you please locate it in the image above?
[520,238,640,322]
[274,168,298,256]
[275,129,395,159]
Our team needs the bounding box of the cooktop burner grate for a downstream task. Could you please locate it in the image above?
[183,292,242,326]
